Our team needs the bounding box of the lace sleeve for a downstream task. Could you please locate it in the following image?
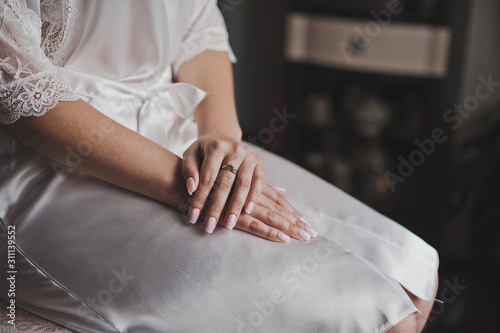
[0,0,78,125]
[172,0,237,77]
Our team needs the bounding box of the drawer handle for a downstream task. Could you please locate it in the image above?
[348,34,369,55]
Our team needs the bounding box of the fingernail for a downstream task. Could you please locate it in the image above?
[298,229,311,241]
[300,217,310,225]
[226,214,237,230]
[305,225,318,238]
[244,201,255,214]
[186,177,196,195]
[277,232,290,242]
[272,186,286,193]
[189,208,200,224]
[205,217,217,234]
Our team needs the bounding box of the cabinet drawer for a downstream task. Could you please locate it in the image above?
[285,13,451,78]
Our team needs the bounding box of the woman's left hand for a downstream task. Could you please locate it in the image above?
[233,183,318,242]
[182,135,264,233]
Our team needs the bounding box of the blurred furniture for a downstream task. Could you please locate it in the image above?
[282,0,470,239]
[285,14,450,77]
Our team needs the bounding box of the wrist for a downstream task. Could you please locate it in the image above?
[155,155,190,211]
[198,127,242,143]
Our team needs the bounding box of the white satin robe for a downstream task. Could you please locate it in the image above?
[0,1,439,332]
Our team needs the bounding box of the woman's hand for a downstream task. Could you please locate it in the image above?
[177,51,317,242]
[182,135,264,233]
[233,184,318,242]
[181,135,318,242]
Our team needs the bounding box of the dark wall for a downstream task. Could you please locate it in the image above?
[221,0,290,135]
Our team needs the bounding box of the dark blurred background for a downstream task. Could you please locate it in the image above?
[220,0,500,331]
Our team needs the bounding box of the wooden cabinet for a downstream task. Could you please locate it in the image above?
[285,14,450,77]
[282,1,469,237]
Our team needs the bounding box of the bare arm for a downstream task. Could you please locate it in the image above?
[178,50,242,142]
[0,99,188,209]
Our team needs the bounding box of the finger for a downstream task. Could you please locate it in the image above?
[203,158,243,233]
[261,184,300,219]
[271,186,286,194]
[182,145,201,195]
[221,157,258,230]
[243,161,265,215]
[188,148,225,224]
[258,191,318,238]
[261,183,303,219]
[236,213,291,243]
[249,202,314,241]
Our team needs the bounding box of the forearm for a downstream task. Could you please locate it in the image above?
[0,99,188,209]
[177,50,242,142]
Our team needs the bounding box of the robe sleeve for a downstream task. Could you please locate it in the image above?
[172,0,237,77]
[0,0,78,124]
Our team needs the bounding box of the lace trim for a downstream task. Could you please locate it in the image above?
[1,1,46,58]
[172,27,236,75]
[0,71,79,124]
[1,1,79,124]
[40,0,81,66]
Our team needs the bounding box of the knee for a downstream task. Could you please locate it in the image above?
[386,313,417,333]
[402,272,439,333]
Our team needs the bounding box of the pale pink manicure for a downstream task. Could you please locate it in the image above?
[298,229,311,241]
[226,214,236,230]
[189,208,200,224]
[186,177,196,195]
[272,186,286,193]
[300,217,310,225]
[277,232,290,242]
[244,201,255,214]
[305,225,318,238]
[205,217,217,234]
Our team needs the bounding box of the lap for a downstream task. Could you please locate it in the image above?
[0,141,421,332]
[250,143,439,302]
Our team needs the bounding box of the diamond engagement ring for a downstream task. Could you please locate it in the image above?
[221,164,238,175]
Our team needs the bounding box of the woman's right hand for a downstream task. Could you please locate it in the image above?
[182,135,265,233]
[230,184,318,243]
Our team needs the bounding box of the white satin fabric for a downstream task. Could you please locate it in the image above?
[55,0,215,157]
[0,1,439,332]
